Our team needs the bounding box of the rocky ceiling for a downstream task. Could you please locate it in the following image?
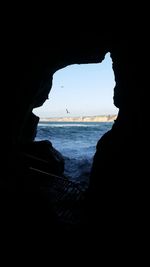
[1,11,149,253]
[3,25,146,190]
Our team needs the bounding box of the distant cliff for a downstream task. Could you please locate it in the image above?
[39,114,117,122]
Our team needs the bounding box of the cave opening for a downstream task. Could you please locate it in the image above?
[33,52,118,185]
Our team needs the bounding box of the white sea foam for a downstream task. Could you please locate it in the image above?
[35,121,113,181]
[38,122,102,127]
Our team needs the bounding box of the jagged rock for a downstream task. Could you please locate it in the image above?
[2,22,148,247]
[20,140,65,176]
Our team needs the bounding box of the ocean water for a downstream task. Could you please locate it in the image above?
[35,121,114,184]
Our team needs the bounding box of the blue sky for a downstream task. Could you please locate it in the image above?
[33,52,118,118]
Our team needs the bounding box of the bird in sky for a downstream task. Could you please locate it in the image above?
[66,108,70,114]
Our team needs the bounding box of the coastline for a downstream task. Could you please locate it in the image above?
[39,114,117,122]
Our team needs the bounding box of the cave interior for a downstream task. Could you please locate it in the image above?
[1,25,148,248]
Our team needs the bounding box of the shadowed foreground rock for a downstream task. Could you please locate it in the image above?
[1,22,148,253]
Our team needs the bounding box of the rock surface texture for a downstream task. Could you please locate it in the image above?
[1,17,148,255]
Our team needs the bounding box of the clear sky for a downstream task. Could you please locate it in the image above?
[33,52,118,118]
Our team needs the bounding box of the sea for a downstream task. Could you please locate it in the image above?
[35,121,114,185]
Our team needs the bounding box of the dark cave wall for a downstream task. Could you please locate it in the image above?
[5,32,111,189]
[85,36,148,236]
[12,34,144,147]
[2,22,149,254]
[6,29,146,194]
[11,34,110,147]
